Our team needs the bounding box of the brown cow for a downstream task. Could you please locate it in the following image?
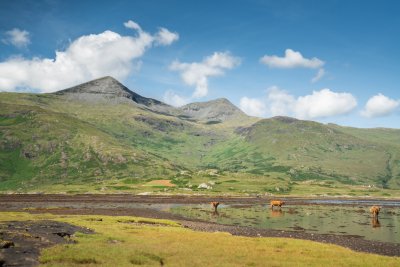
[270,200,285,210]
[370,206,381,217]
[211,201,220,211]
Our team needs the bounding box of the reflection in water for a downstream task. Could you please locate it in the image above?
[212,210,220,217]
[270,209,284,218]
[168,204,400,244]
[371,217,381,228]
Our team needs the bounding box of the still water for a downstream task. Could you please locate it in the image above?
[162,203,400,244]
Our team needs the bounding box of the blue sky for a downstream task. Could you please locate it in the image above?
[0,0,399,128]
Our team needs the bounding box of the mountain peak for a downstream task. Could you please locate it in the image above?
[209,98,231,103]
[55,76,131,96]
[179,97,247,122]
[54,76,175,114]
[270,116,299,123]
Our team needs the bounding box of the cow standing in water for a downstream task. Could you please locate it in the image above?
[270,200,285,210]
[211,201,220,211]
[370,206,381,217]
[211,201,220,216]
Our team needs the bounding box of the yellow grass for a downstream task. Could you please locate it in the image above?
[0,212,398,267]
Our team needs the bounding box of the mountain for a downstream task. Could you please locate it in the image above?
[55,76,176,115]
[179,98,249,123]
[0,77,399,195]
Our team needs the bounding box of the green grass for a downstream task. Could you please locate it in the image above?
[0,212,398,266]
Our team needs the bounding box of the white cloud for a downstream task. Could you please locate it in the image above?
[240,87,357,119]
[2,28,30,48]
[294,89,357,119]
[266,86,295,116]
[311,68,325,83]
[169,51,240,98]
[361,94,399,118]
[123,20,141,31]
[163,90,190,107]
[239,97,266,117]
[155,28,179,45]
[0,20,178,93]
[260,49,324,69]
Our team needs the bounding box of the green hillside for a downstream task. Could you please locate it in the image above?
[0,77,399,196]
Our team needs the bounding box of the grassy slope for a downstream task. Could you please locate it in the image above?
[1,212,398,267]
[0,93,180,192]
[237,118,400,188]
[0,92,399,195]
[327,124,400,189]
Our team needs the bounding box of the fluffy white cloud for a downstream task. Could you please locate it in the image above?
[169,52,241,98]
[163,90,190,107]
[239,97,266,117]
[294,89,357,119]
[266,86,295,116]
[240,87,357,119]
[2,28,30,48]
[0,20,178,93]
[260,49,324,69]
[361,94,399,118]
[311,68,325,83]
[155,28,179,45]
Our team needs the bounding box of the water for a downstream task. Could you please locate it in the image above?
[165,203,400,244]
[3,198,399,244]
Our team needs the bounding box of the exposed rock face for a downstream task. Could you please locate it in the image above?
[54,76,175,114]
[56,76,136,97]
[179,98,248,123]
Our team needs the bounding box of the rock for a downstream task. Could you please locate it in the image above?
[0,240,14,248]
[198,183,212,190]
[138,192,152,195]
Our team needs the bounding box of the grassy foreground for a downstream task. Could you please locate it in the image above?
[0,212,399,266]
